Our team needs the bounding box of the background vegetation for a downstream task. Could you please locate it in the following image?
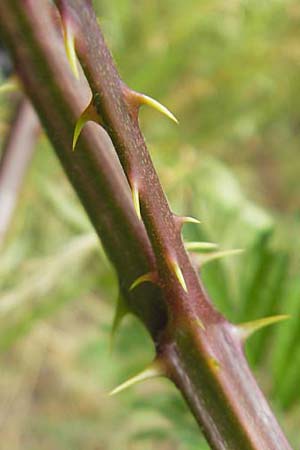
[0,0,299,448]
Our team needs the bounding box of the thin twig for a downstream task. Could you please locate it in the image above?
[0,98,40,247]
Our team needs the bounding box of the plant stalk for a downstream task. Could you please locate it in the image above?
[0,1,292,449]
[0,98,40,247]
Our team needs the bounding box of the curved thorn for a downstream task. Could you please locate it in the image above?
[181,216,201,225]
[185,241,218,252]
[195,317,206,331]
[139,94,178,124]
[110,294,128,352]
[131,182,141,220]
[129,272,156,291]
[63,21,79,79]
[236,315,290,342]
[169,258,187,292]
[174,214,201,231]
[73,102,99,150]
[0,78,19,94]
[109,361,165,396]
[207,356,221,373]
[199,248,244,267]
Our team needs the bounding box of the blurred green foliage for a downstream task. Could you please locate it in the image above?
[0,0,300,449]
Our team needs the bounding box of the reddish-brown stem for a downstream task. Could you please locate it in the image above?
[55,0,206,316]
[0,1,292,449]
[0,0,165,334]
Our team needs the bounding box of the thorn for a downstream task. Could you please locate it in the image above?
[194,317,206,331]
[196,248,244,267]
[109,360,165,396]
[62,20,79,79]
[0,78,19,94]
[139,94,178,124]
[130,182,141,220]
[236,315,290,342]
[174,214,201,231]
[110,294,128,352]
[181,216,201,225]
[129,272,157,291]
[73,101,100,150]
[122,84,178,124]
[168,258,187,292]
[185,242,218,252]
[207,357,221,373]
[123,84,178,124]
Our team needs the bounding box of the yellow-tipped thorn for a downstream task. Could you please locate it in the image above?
[110,294,128,352]
[131,182,141,220]
[0,78,19,94]
[63,22,79,79]
[140,94,178,124]
[185,241,218,252]
[129,272,156,291]
[181,216,201,225]
[199,248,244,267]
[236,315,290,342]
[109,361,165,396]
[195,316,206,331]
[174,215,201,232]
[169,259,187,292]
[73,103,99,150]
[207,356,221,374]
